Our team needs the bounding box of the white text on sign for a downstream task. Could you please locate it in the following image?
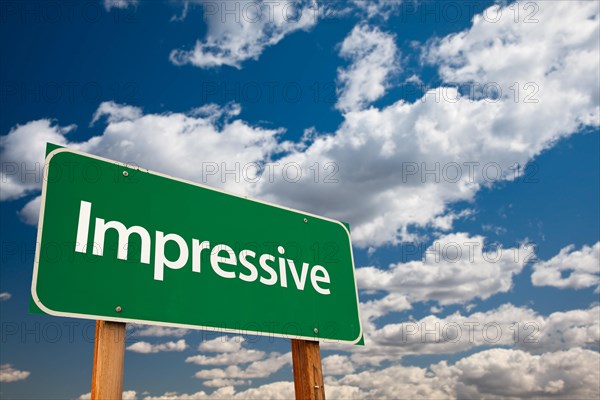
[73,201,331,295]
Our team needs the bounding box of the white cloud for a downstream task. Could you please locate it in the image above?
[144,382,368,400]
[124,390,139,399]
[223,382,292,399]
[330,347,600,400]
[322,354,355,376]
[0,292,11,301]
[336,24,399,112]
[368,305,599,358]
[143,382,293,400]
[3,2,599,248]
[203,379,249,388]
[0,364,30,382]
[452,348,600,399]
[1,102,284,225]
[360,292,412,320]
[256,1,599,247]
[351,0,403,20]
[186,349,265,366]
[170,1,190,22]
[131,325,189,338]
[194,352,291,381]
[198,335,245,353]
[170,1,318,69]
[91,101,143,125]
[325,303,599,368]
[188,337,284,386]
[17,195,41,225]
[358,292,411,336]
[532,242,600,290]
[142,389,219,400]
[331,362,455,399]
[356,233,532,305]
[103,0,138,12]
[521,306,600,353]
[190,102,241,120]
[324,383,368,399]
[79,390,137,400]
[430,305,443,314]
[126,339,187,353]
[0,120,73,201]
[142,347,600,399]
[426,1,599,129]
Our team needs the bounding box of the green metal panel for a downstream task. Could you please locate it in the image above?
[31,145,362,345]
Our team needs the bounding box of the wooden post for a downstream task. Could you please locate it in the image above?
[291,339,325,400]
[91,321,126,400]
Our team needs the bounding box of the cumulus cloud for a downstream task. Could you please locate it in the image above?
[143,382,293,400]
[141,381,383,399]
[103,0,138,12]
[186,336,286,387]
[186,349,265,366]
[255,1,599,246]
[0,292,11,301]
[126,339,187,353]
[426,1,599,128]
[0,364,30,382]
[363,304,541,359]
[17,195,41,225]
[330,362,455,399]
[358,292,411,336]
[322,354,355,376]
[356,233,533,305]
[170,1,318,69]
[351,0,403,20]
[203,379,249,388]
[325,303,599,367]
[131,335,285,388]
[198,335,246,353]
[3,3,599,247]
[336,24,399,112]
[194,352,291,381]
[1,102,283,225]
[532,242,600,290]
[370,305,598,358]
[131,325,189,338]
[329,347,600,400]
[139,347,600,399]
[521,306,600,353]
[79,390,137,400]
[0,120,73,201]
[91,101,143,125]
[452,348,600,399]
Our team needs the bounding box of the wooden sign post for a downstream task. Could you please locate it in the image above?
[91,321,126,400]
[32,146,359,400]
[291,339,325,400]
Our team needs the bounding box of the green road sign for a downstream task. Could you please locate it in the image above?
[31,145,362,344]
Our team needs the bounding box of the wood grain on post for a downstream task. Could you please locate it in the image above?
[291,339,325,400]
[91,321,126,400]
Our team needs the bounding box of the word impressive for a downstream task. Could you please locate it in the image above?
[73,201,331,295]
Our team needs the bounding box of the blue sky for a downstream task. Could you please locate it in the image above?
[1,0,599,398]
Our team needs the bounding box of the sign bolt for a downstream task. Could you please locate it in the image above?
[122,171,129,177]
[304,218,308,223]
[115,306,122,313]
[313,328,318,334]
